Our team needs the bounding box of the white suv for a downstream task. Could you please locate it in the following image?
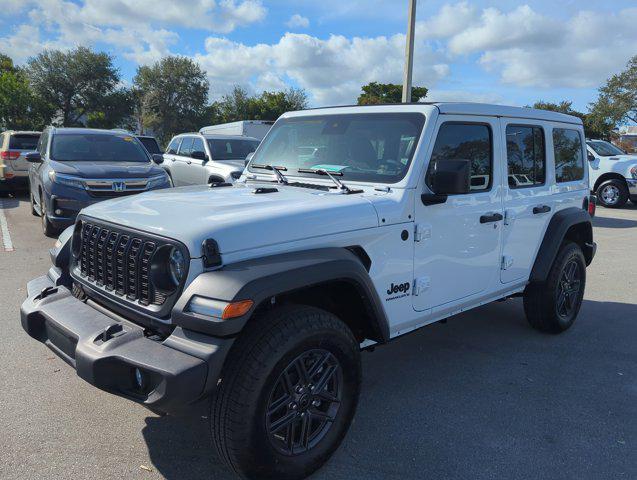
[162,132,259,186]
[586,139,637,208]
[22,103,596,480]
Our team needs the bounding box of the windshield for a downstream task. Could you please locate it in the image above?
[51,134,150,162]
[248,113,425,184]
[587,140,625,156]
[207,139,260,160]
[138,137,162,154]
[9,134,39,150]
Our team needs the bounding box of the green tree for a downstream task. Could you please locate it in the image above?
[85,88,135,130]
[357,82,428,105]
[591,55,637,125]
[530,100,611,139]
[26,47,120,127]
[209,85,308,124]
[0,53,51,130]
[134,56,209,143]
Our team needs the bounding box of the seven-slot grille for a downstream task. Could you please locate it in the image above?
[78,222,164,306]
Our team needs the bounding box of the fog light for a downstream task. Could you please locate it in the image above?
[134,368,145,390]
[55,209,62,215]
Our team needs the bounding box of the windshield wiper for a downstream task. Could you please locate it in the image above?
[251,164,289,184]
[298,168,361,194]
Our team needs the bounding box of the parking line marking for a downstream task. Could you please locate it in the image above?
[0,199,14,252]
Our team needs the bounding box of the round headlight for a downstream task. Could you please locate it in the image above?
[168,247,186,286]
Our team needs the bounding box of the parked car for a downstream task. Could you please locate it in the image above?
[136,135,163,155]
[22,103,596,480]
[586,139,637,208]
[27,127,171,237]
[162,132,259,186]
[200,120,273,140]
[0,130,40,192]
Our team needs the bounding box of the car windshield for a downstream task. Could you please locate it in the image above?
[207,139,260,160]
[9,134,39,150]
[138,137,162,154]
[247,113,425,184]
[51,134,150,162]
[587,140,625,156]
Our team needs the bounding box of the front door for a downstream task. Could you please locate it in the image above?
[413,116,504,312]
[500,120,553,283]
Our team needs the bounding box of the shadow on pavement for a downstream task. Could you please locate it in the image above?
[142,299,637,480]
[592,215,637,229]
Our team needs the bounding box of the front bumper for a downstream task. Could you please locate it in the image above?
[21,274,233,413]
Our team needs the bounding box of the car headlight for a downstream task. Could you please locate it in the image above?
[630,166,637,179]
[49,171,85,189]
[146,174,170,190]
[168,247,187,286]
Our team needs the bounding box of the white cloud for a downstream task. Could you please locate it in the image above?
[286,14,310,29]
[195,32,449,105]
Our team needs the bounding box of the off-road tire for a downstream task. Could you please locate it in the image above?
[211,305,361,480]
[40,193,58,238]
[523,242,586,333]
[596,179,628,208]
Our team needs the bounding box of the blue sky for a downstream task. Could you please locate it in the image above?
[1,0,635,111]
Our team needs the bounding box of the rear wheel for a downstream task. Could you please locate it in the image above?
[523,242,586,333]
[596,179,628,208]
[211,305,361,480]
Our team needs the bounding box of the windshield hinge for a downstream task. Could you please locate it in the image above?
[414,223,431,242]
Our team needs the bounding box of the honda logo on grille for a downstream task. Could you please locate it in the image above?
[112,181,126,192]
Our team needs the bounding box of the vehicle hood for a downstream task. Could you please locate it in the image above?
[81,183,380,256]
[51,160,165,179]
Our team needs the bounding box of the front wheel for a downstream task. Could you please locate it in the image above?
[211,305,361,480]
[40,193,59,238]
[523,242,586,333]
[596,179,628,208]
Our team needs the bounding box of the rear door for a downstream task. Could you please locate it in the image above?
[172,136,194,186]
[163,137,182,185]
[9,133,40,172]
[500,120,553,283]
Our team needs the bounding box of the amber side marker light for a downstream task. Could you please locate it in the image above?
[222,300,254,320]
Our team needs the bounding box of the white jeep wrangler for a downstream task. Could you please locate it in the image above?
[22,103,596,480]
[586,139,637,208]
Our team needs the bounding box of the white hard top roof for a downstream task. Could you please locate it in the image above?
[283,102,582,125]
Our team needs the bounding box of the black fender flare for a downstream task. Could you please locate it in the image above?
[171,248,389,341]
[529,207,594,283]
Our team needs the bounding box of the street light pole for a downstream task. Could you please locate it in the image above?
[402,0,417,103]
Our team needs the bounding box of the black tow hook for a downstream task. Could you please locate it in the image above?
[35,286,58,301]
[101,323,124,343]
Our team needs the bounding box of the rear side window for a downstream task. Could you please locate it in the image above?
[506,125,546,188]
[553,129,584,183]
[166,137,181,154]
[178,137,194,156]
[428,123,492,192]
[9,134,40,150]
[138,137,161,154]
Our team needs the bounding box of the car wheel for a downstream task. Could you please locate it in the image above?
[40,193,58,238]
[211,305,361,480]
[523,242,586,333]
[596,179,628,208]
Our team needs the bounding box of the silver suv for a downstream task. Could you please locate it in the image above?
[162,133,259,186]
[0,131,40,191]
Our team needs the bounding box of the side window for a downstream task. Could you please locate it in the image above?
[191,137,204,154]
[428,123,492,192]
[553,128,584,183]
[506,125,546,188]
[178,137,194,157]
[166,137,181,155]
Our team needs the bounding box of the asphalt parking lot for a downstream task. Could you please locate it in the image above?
[0,192,635,480]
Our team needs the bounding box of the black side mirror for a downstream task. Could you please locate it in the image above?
[152,154,164,164]
[587,152,595,162]
[191,150,207,161]
[24,151,42,163]
[422,159,471,205]
[245,152,254,167]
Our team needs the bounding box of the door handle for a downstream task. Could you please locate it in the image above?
[480,212,503,224]
[533,205,551,215]
[186,160,192,165]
